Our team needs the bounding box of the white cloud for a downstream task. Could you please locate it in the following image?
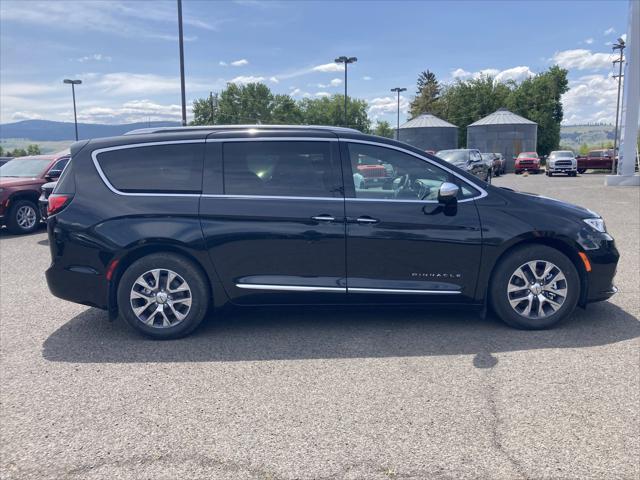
[10,111,44,121]
[269,76,279,83]
[584,38,594,45]
[362,76,372,81]
[75,99,183,123]
[230,59,249,66]
[219,61,228,66]
[494,66,534,83]
[77,53,112,63]
[314,91,331,97]
[95,72,213,95]
[1,82,59,96]
[228,75,266,84]
[451,68,472,79]
[552,49,613,70]
[450,66,533,83]
[561,74,618,124]
[0,1,219,41]
[604,27,616,35]
[314,78,342,88]
[289,88,302,96]
[368,95,409,120]
[312,63,344,73]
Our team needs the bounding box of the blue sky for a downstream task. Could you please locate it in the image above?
[0,0,631,126]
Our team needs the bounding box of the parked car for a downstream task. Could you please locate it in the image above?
[481,152,503,177]
[515,152,541,174]
[0,151,70,234]
[353,154,395,189]
[39,181,57,220]
[45,126,618,339]
[0,157,14,167]
[546,151,577,177]
[578,149,614,173]
[436,149,491,182]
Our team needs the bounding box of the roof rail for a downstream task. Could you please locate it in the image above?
[124,124,361,135]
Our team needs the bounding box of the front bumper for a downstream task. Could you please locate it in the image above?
[548,164,577,173]
[581,236,620,304]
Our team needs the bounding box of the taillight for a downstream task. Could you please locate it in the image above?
[47,194,72,215]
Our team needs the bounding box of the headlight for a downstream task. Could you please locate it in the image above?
[583,218,606,233]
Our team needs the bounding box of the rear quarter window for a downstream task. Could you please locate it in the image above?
[53,159,75,194]
[96,143,204,193]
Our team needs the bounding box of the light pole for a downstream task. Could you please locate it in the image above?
[177,0,187,126]
[390,87,406,140]
[63,79,82,141]
[612,37,625,173]
[334,56,357,127]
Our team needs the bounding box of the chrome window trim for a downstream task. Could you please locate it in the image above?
[92,140,205,197]
[202,194,343,201]
[235,283,460,295]
[342,139,488,203]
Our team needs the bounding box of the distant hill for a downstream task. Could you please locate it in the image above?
[0,119,181,142]
[560,124,615,150]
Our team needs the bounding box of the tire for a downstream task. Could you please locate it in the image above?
[546,171,551,177]
[569,172,577,177]
[486,170,492,184]
[489,245,580,330]
[6,199,40,235]
[117,253,210,339]
[578,169,586,174]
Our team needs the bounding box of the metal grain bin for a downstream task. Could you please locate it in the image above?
[398,114,458,152]
[467,108,537,172]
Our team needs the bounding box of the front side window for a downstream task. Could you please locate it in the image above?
[223,141,340,198]
[97,143,204,193]
[348,143,479,201]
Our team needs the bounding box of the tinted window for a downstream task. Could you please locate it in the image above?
[348,143,479,201]
[223,141,340,197]
[437,150,468,163]
[98,143,204,193]
[49,158,69,173]
[53,160,75,194]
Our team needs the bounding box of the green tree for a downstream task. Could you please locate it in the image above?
[192,92,219,125]
[10,148,27,157]
[0,145,4,156]
[579,143,590,156]
[26,144,41,155]
[271,94,303,124]
[299,95,371,132]
[507,65,569,155]
[373,120,395,138]
[409,70,441,119]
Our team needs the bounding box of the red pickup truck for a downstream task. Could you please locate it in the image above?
[577,149,614,173]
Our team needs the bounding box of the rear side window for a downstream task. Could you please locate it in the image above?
[97,143,204,193]
[223,141,340,197]
[53,159,75,194]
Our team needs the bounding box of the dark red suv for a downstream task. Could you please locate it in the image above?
[0,152,69,234]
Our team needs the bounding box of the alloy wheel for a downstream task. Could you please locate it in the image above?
[129,268,192,328]
[16,205,37,230]
[507,260,567,319]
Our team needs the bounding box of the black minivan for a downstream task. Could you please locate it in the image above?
[45,126,619,339]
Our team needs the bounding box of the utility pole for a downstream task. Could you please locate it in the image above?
[177,0,187,126]
[390,87,406,140]
[612,37,625,173]
[334,56,357,127]
[209,91,215,124]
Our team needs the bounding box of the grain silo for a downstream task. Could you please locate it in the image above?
[467,108,538,172]
[397,113,458,152]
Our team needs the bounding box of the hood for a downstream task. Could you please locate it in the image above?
[505,188,596,218]
[0,177,43,188]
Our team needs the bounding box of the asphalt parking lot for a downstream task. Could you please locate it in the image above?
[1,173,638,480]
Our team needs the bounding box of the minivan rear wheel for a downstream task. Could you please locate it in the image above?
[117,253,209,339]
[490,245,580,329]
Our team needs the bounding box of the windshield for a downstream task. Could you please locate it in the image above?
[481,153,494,160]
[517,152,538,159]
[437,150,468,163]
[552,151,574,158]
[0,158,51,178]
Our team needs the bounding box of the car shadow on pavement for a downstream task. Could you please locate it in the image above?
[42,301,640,364]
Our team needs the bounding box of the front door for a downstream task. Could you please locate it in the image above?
[199,138,347,305]
[342,141,483,304]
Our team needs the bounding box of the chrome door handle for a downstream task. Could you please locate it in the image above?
[312,215,335,222]
[356,216,379,224]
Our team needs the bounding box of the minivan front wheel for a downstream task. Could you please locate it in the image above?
[117,253,209,339]
[490,245,580,329]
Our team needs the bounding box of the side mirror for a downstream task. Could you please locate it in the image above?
[438,182,459,205]
[46,170,62,180]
